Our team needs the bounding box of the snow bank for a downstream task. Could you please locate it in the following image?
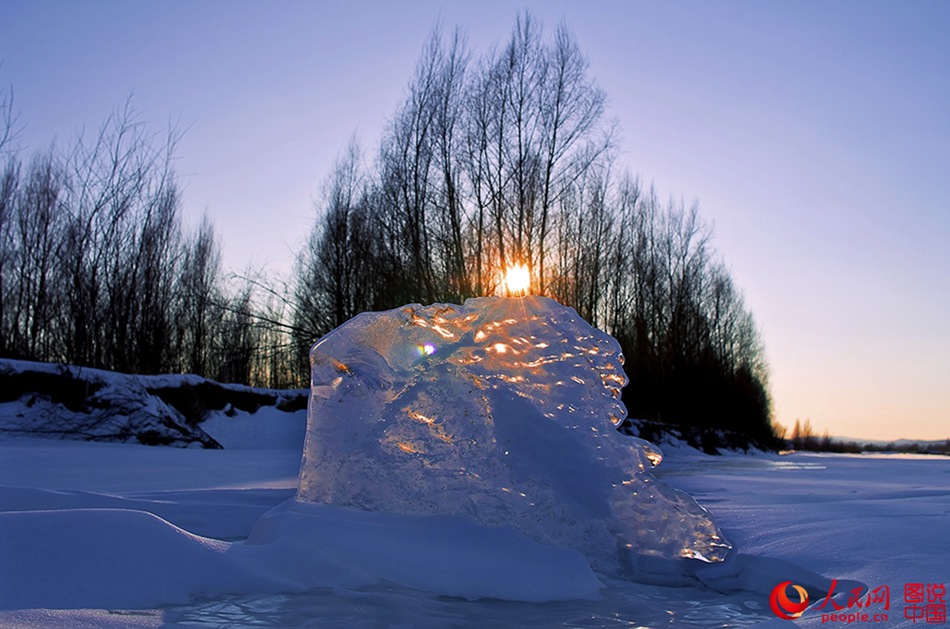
[298,296,731,574]
[0,359,218,447]
[0,358,307,448]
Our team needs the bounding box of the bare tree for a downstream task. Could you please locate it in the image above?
[464,44,512,293]
[293,139,374,357]
[377,32,441,303]
[10,152,67,359]
[175,214,221,375]
[550,159,614,324]
[55,99,184,371]
[215,285,257,384]
[0,83,20,157]
[459,15,614,295]
[428,29,471,300]
[0,157,18,357]
[0,84,21,357]
[535,23,612,293]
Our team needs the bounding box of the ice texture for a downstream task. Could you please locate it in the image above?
[298,296,731,572]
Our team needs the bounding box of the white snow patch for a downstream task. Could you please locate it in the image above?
[199,405,306,450]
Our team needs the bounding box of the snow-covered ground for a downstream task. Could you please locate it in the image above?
[1,296,947,627]
[657,447,950,628]
[1,436,947,627]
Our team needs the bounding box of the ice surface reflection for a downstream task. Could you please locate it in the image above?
[163,578,775,628]
[655,455,828,477]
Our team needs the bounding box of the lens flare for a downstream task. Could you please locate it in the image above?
[416,342,437,357]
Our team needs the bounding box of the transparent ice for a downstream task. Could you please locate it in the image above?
[298,296,731,574]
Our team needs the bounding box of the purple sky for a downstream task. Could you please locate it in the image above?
[3,1,948,440]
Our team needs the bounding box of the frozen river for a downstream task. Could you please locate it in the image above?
[2,439,946,627]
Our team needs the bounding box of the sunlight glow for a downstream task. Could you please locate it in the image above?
[503,264,530,295]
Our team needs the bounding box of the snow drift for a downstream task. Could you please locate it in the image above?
[0,358,307,448]
[298,295,731,573]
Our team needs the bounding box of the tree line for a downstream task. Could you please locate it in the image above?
[781,419,950,455]
[0,95,295,387]
[1,15,777,443]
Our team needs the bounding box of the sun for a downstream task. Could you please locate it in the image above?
[503,264,531,296]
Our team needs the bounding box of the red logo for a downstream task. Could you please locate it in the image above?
[771,581,810,620]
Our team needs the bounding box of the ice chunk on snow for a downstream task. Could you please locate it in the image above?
[298,296,731,572]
